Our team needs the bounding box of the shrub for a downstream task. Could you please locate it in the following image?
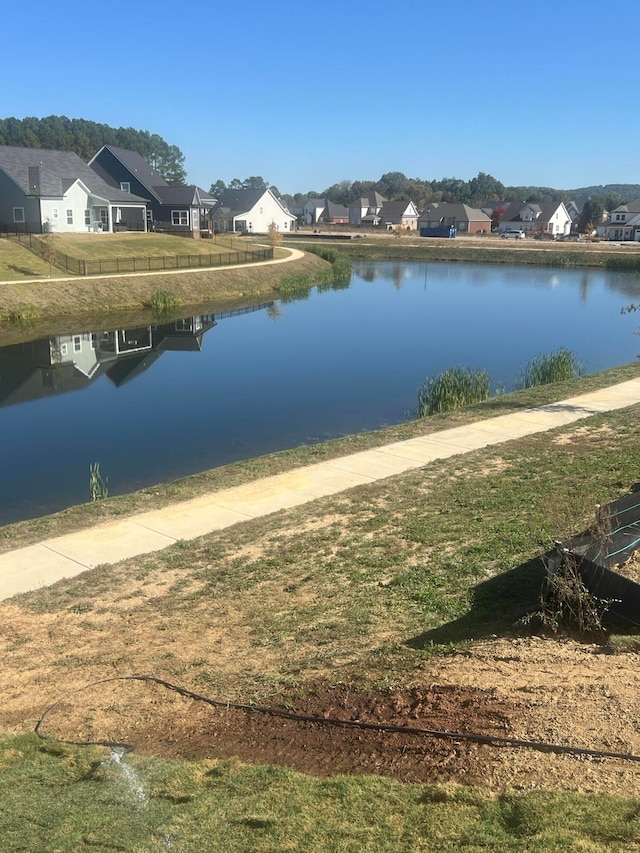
[516,348,582,389]
[8,304,39,328]
[148,288,179,317]
[416,366,490,416]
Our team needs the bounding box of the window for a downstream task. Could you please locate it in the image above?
[60,343,68,357]
[52,208,59,220]
[120,182,130,193]
[73,335,82,353]
[171,210,189,226]
[84,210,91,226]
[66,209,73,225]
[12,207,25,223]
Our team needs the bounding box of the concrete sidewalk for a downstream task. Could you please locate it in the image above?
[2,377,640,600]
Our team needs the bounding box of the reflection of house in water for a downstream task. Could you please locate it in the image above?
[0,304,273,406]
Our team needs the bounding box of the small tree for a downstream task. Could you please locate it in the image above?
[40,221,57,276]
[267,220,282,251]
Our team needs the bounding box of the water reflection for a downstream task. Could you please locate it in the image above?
[0,303,272,407]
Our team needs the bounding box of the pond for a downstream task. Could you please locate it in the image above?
[1,260,639,524]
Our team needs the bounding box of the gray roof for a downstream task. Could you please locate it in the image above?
[501,201,566,223]
[154,185,216,206]
[0,146,147,203]
[419,203,490,223]
[92,145,169,189]
[323,201,349,218]
[379,200,417,219]
[211,188,293,219]
[611,198,640,215]
[349,191,387,209]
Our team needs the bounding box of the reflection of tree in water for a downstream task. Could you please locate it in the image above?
[267,303,283,322]
[580,272,589,303]
[357,263,377,283]
[392,262,403,290]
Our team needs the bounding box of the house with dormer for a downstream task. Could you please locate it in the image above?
[0,146,147,234]
[604,200,640,241]
[498,201,571,237]
[89,145,216,236]
[349,191,386,226]
[379,200,419,230]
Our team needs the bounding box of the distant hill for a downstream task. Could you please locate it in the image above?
[569,184,640,209]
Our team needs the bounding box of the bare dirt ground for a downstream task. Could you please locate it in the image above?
[3,601,640,796]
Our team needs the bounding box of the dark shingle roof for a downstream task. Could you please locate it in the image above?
[0,146,147,203]
[379,201,417,219]
[420,203,490,223]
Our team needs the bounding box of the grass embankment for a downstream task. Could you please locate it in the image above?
[4,367,640,848]
[2,734,639,852]
[288,233,640,271]
[0,243,327,326]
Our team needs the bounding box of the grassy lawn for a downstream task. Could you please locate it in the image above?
[2,734,640,852]
[4,384,640,847]
[48,231,241,259]
[0,238,54,280]
[4,367,640,848]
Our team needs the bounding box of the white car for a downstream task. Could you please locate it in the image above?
[501,229,526,240]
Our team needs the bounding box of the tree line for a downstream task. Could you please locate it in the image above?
[0,115,187,185]
[209,170,632,213]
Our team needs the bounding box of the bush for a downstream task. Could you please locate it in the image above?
[516,348,582,389]
[416,366,490,416]
[148,288,179,317]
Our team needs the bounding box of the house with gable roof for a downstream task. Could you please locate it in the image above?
[379,200,419,230]
[0,145,148,234]
[604,200,640,241]
[349,191,387,226]
[418,202,491,234]
[89,145,216,236]
[497,201,571,237]
[210,188,296,234]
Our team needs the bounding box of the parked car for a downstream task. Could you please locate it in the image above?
[557,233,583,242]
[501,229,525,240]
[534,232,556,241]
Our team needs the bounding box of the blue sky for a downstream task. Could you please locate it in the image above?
[3,1,637,194]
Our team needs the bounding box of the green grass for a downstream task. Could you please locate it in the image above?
[516,348,583,389]
[0,238,53,280]
[46,232,240,260]
[417,366,491,415]
[1,734,639,852]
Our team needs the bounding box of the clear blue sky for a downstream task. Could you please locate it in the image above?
[3,1,637,194]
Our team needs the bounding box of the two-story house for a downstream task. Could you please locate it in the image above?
[89,146,216,236]
[604,200,640,241]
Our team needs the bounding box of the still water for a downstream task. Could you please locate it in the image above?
[1,260,639,523]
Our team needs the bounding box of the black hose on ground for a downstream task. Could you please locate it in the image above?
[34,674,640,764]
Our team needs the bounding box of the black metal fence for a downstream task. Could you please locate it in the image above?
[1,229,273,276]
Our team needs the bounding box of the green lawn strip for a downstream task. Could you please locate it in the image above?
[1,734,638,852]
[45,232,240,260]
[286,236,640,271]
[1,362,638,555]
[0,239,52,280]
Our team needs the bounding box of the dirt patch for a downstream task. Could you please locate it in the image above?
[36,679,515,785]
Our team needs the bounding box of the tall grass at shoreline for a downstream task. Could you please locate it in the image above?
[416,367,491,416]
[516,348,583,389]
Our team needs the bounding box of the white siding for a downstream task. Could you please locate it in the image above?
[41,183,92,233]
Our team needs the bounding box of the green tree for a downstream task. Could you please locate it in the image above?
[578,198,604,234]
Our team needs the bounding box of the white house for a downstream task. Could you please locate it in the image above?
[303,198,327,225]
[212,188,296,234]
[349,191,386,226]
[0,145,148,233]
[604,200,640,241]
[498,201,571,237]
[379,200,419,230]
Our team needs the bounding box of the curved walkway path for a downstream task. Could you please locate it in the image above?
[2,377,640,600]
[0,246,305,286]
